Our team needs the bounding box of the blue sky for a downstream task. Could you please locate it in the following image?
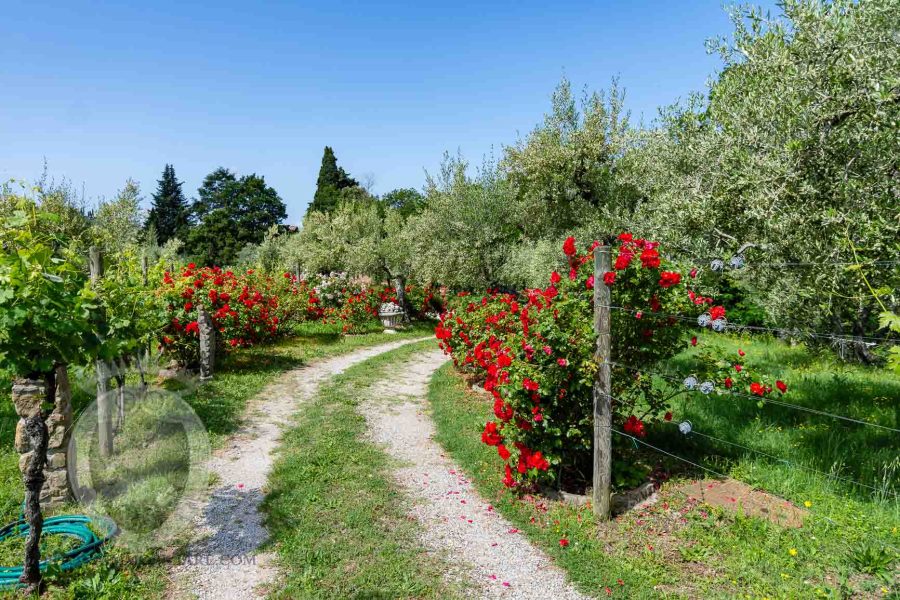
[1,1,778,223]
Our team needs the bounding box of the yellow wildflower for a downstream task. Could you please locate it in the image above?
[804,501,812,508]
[789,548,798,556]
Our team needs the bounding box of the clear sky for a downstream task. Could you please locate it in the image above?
[1,1,778,224]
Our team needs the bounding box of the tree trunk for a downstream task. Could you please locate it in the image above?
[18,372,52,595]
[852,307,878,364]
[394,276,410,322]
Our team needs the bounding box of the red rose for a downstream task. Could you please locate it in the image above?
[776,380,787,393]
[640,248,660,269]
[658,271,681,288]
[557,358,568,367]
[689,268,698,278]
[724,377,733,388]
[738,349,745,357]
[497,444,511,461]
[690,336,698,347]
[750,382,764,396]
[503,464,515,488]
[664,411,673,421]
[618,232,633,242]
[523,378,539,392]
[563,236,577,256]
[735,364,743,372]
[559,538,570,547]
[623,415,646,437]
[710,305,726,320]
[586,275,595,289]
[614,253,633,270]
[603,271,616,286]
[481,422,502,446]
[550,271,561,284]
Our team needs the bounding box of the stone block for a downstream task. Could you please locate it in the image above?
[47,452,66,469]
[14,419,30,453]
[11,380,45,418]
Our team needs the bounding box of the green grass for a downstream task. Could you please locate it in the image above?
[0,324,433,598]
[262,340,462,599]
[427,335,900,599]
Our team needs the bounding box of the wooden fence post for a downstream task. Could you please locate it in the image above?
[89,247,114,457]
[593,244,612,520]
[197,304,215,381]
[141,254,149,286]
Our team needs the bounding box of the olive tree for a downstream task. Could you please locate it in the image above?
[621,0,899,358]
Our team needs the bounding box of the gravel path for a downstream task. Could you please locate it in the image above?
[364,348,589,600]
[168,338,428,600]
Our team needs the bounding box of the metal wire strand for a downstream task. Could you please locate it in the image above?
[609,360,900,434]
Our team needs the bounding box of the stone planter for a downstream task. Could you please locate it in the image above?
[378,302,406,329]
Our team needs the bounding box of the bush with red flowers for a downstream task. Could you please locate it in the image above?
[436,234,784,491]
[158,265,318,366]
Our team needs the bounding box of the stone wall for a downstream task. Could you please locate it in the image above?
[13,366,72,508]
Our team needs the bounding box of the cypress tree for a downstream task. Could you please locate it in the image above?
[308,147,358,214]
[146,164,190,244]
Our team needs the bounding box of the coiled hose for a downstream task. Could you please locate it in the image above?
[0,513,114,590]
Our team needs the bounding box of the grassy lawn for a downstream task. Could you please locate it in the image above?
[428,335,899,599]
[262,340,463,599]
[0,324,432,598]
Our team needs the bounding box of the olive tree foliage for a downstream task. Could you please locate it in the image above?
[621,0,900,352]
[502,77,633,238]
[404,154,518,290]
[493,77,637,288]
[93,179,143,256]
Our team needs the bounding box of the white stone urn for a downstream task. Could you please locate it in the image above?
[378,302,405,329]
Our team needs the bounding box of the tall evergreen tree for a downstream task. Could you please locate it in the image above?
[145,164,190,244]
[308,146,358,214]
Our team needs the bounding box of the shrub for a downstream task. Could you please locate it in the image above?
[436,234,784,490]
[157,265,316,366]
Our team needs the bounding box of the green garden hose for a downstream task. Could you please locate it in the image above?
[0,513,114,590]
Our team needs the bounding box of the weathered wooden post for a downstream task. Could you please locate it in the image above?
[90,247,114,457]
[197,304,215,381]
[593,243,612,520]
[141,254,149,286]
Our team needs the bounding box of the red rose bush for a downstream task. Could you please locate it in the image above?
[436,234,787,490]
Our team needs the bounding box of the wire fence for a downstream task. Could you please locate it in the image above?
[592,244,899,555]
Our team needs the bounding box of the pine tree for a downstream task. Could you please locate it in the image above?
[145,164,190,244]
[308,147,358,214]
